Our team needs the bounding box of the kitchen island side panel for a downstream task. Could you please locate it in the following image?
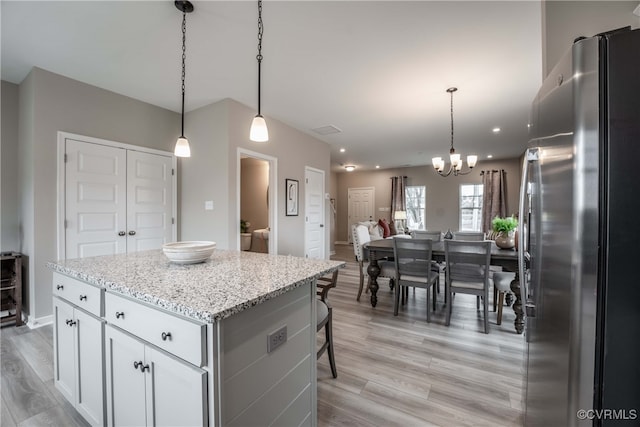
[220,282,316,427]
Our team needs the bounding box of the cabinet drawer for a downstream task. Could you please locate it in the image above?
[105,292,206,367]
[53,273,103,317]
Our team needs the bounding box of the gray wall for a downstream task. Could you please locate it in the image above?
[543,1,640,76]
[228,99,331,258]
[1,81,20,252]
[18,67,180,324]
[178,100,229,247]
[178,99,332,258]
[334,158,521,242]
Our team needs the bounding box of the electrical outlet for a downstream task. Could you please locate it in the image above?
[267,325,287,353]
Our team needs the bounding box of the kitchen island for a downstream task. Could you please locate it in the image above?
[48,249,344,427]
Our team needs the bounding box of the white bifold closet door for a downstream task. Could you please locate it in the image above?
[65,138,173,259]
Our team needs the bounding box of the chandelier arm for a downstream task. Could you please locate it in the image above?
[450,89,454,152]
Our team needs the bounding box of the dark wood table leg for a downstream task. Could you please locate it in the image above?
[510,270,525,334]
[366,258,380,307]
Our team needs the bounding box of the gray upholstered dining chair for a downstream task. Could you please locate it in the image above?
[351,224,395,301]
[444,240,493,333]
[452,231,486,241]
[410,230,443,294]
[392,237,439,322]
[317,270,339,378]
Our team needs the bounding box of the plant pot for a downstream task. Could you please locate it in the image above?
[240,233,252,251]
[495,230,515,249]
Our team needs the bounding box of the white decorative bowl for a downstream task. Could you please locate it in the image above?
[162,241,216,264]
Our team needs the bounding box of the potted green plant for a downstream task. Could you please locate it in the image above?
[492,215,518,249]
[240,219,250,234]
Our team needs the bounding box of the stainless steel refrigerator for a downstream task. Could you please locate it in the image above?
[519,28,640,426]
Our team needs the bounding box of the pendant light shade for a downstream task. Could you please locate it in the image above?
[174,1,193,157]
[250,0,269,142]
[174,137,191,157]
[250,115,269,142]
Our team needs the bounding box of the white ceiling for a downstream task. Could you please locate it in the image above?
[1,1,542,172]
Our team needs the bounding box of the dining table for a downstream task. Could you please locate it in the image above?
[363,238,525,334]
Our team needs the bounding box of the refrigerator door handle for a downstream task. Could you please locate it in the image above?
[525,302,537,318]
[518,147,538,299]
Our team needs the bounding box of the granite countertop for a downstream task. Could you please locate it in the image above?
[47,249,344,323]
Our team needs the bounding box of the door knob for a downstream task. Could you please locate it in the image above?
[115,312,125,319]
[118,231,126,236]
[161,332,172,341]
[320,224,324,228]
[128,230,136,236]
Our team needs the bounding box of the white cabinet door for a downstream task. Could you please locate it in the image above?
[53,298,75,402]
[65,139,127,259]
[106,326,147,427]
[126,150,173,253]
[75,309,105,426]
[64,137,175,259]
[147,346,207,427]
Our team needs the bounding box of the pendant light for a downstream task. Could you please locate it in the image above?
[432,87,478,176]
[249,0,269,142]
[174,1,194,157]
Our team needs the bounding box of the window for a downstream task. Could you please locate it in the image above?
[460,184,483,231]
[405,186,426,230]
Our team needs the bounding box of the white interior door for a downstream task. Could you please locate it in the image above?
[65,139,127,259]
[347,187,375,243]
[126,150,173,252]
[304,167,325,259]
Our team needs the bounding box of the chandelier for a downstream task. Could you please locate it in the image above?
[432,87,477,176]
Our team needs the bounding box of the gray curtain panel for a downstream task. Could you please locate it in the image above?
[481,169,506,233]
[390,176,407,220]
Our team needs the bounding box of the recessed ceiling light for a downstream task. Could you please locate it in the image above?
[375,165,380,169]
[492,127,501,133]
[487,154,493,159]
[339,148,346,153]
[344,165,356,172]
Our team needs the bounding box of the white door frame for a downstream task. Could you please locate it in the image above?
[56,131,177,260]
[236,148,278,254]
[304,166,325,259]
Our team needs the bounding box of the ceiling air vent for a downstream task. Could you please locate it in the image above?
[312,125,342,135]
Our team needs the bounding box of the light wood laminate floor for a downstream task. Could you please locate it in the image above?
[1,244,524,426]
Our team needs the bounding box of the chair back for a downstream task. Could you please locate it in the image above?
[411,230,442,242]
[452,231,485,241]
[393,237,434,282]
[444,240,492,284]
[351,224,371,262]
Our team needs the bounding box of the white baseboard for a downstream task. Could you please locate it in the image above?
[329,250,335,256]
[334,241,350,246]
[26,314,53,329]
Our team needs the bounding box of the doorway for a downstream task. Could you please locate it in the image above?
[304,166,325,259]
[237,149,277,254]
[347,187,375,243]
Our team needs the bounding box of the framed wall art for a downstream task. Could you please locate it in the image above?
[285,179,299,216]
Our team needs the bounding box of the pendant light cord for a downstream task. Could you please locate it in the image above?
[256,0,264,115]
[449,89,455,154]
[180,10,187,137]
